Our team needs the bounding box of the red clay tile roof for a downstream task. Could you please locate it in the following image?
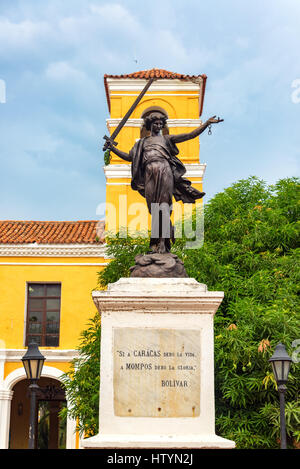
[0,220,105,244]
[104,68,207,114]
[104,68,206,80]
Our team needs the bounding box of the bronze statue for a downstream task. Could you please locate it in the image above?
[106,112,223,256]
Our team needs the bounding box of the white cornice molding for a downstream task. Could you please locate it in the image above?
[106,78,202,92]
[92,278,223,315]
[185,163,207,178]
[104,164,131,179]
[110,93,200,98]
[0,348,79,362]
[0,243,107,258]
[106,118,203,129]
[94,295,223,315]
[104,163,206,180]
[0,262,109,266]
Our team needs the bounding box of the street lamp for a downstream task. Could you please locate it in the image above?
[269,342,292,449]
[21,342,45,449]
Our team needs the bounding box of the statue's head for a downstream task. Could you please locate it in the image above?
[144,111,167,131]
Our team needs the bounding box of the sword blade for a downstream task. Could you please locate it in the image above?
[103,77,156,151]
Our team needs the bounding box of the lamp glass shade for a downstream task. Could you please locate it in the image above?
[271,359,291,384]
[22,359,32,380]
[21,342,45,380]
[269,343,292,384]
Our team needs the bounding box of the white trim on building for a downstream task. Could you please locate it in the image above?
[0,243,107,258]
[106,118,203,129]
[106,78,202,92]
[103,163,206,180]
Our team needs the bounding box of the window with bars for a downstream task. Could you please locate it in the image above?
[26,283,61,347]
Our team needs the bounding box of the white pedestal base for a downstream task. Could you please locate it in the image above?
[81,278,235,450]
[82,433,235,449]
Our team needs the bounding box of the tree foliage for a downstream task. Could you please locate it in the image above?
[62,176,300,448]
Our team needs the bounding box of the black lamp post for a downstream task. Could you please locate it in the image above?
[269,342,292,449]
[21,342,45,449]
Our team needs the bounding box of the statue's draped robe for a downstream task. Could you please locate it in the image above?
[129,135,204,251]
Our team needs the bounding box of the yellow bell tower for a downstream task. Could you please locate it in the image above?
[103,68,207,236]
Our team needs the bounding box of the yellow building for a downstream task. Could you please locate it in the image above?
[0,220,106,449]
[0,68,208,449]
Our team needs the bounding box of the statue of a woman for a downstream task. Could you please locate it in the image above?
[106,112,223,254]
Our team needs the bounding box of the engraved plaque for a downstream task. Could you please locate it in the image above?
[113,328,200,417]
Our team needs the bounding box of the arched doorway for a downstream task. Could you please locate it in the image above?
[9,377,67,449]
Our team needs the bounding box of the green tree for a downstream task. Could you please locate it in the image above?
[62,176,300,448]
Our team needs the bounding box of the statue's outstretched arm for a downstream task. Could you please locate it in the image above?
[170,116,223,144]
[106,143,133,162]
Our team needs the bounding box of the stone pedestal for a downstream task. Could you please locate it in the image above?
[81,278,235,449]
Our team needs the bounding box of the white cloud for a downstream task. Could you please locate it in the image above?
[259,150,300,184]
[89,3,140,31]
[0,17,53,51]
[0,0,299,220]
[45,61,86,81]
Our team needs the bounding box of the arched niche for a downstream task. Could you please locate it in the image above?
[141,106,169,119]
[132,97,177,119]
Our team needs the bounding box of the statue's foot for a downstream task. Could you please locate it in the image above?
[158,240,167,254]
[148,239,171,255]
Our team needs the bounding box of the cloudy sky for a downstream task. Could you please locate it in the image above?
[0,0,299,221]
